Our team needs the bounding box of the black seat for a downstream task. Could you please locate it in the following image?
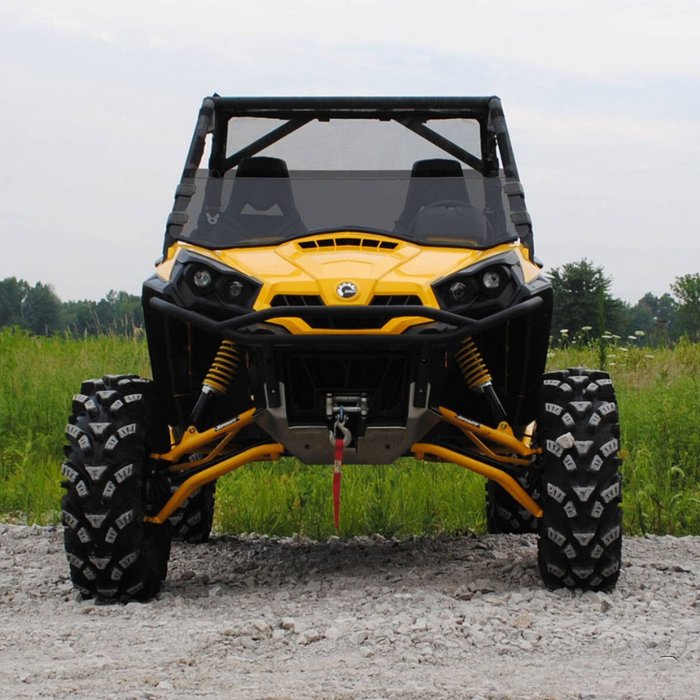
[394,159,471,234]
[208,157,306,245]
[394,158,492,245]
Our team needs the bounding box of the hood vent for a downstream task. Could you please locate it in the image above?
[297,238,398,251]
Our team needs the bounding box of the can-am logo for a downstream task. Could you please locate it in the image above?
[336,281,358,299]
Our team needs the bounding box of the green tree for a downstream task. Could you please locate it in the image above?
[62,299,100,335]
[672,273,700,340]
[0,278,144,336]
[625,292,678,345]
[0,277,29,327]
[548,259,626,343]
[23,282,63,335]
[98,290,143,333]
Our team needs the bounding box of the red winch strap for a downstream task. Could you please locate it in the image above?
[333,437,344,530]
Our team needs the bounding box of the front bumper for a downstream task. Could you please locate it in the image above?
[149,295,544,346]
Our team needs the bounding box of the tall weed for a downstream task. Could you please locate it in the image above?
[0,328,149,522]
[2,328,699,536]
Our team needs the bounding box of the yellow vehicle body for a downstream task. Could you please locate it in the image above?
[157,236,541,336]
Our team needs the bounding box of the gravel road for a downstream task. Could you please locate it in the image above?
[1,524,699,700]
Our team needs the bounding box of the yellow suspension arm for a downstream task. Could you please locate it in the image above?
[412,442,542,518]
[152,408,256,463]
[439,406,539,458]
[145,443,284,525]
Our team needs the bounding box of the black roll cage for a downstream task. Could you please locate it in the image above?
[164,96,534,257]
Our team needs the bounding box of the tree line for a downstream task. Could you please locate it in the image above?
[0,278,143,336]
[1,263,699,343]
[548,260,700,346]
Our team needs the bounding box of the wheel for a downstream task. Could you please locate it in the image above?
[61,374,172,602]
[536,368,623,591]
[170,481,216,543]
[486,475,540,534]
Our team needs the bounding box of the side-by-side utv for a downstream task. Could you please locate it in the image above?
[62,96,622,601]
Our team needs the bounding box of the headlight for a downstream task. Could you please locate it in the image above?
[192,268,213,289]
[179,256,262,308]
[431,256,519,311]
[482,270,502,290]
[449,281,469,302]
[225,280,244,300]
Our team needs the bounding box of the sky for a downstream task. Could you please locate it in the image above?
[1,0,699,303]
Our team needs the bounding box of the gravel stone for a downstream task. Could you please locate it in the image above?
[281,617,296,630]
[298,629,321,645]
[324,626,343,640]
[1,525,700,699]
[349,630,369,645]
[514,611,532,629]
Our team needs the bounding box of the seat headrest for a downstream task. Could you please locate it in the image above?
[410,158,464,178]
[230,157,293,212]
[235,156,290,179]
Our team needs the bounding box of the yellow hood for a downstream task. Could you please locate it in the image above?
[158,234,537,334]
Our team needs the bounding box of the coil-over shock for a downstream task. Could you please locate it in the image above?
[455,337,507,423]
[189,340,241,427]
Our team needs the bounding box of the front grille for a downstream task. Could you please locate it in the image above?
[270,295,324,307]
[269,293,423,329]
[370,295,423,306]
[307,317,385,329]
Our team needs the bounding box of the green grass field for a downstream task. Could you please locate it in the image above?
[1,327,699,537]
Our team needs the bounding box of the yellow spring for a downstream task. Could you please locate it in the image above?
[455,337,492,390]
[203,340,240,394]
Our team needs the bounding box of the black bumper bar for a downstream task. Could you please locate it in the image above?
[149,296,543,346]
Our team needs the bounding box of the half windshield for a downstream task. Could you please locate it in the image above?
[176,169,518,249]
[170,114,521,250]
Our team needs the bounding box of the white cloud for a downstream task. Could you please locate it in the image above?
[4,0,700,79]
[510,105,700,149]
